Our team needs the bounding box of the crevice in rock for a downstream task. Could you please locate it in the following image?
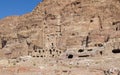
[1,39,7,48]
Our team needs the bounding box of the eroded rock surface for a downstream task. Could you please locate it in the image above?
[0,0,120,75]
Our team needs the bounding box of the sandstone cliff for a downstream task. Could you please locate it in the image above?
[0,0,120,75]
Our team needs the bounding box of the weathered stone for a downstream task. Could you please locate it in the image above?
[0,0,120,75]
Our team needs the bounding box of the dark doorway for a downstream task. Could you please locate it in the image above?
[78,49,84,52]
[68,54,73,59]
[1,40,7,48]
[100,51,103,55]
[112,49,120,53]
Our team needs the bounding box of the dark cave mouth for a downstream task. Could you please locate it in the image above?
[112,49,120,53]
[68,54,73,59]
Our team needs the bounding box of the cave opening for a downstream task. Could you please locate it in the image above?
[32,56,35,57]
[39,50,41,53]
[41,55,43,57]
[78,49,84,52]
[68,54,73,59]
[49,49,52,54]
[112,49,120,53]
[90,19,93,23]
[1,40,7,48]
[98,44,103,47]
[100,51,103,55]
[37,56,39,58]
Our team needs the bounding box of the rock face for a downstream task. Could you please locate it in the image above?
[0,0,120,75]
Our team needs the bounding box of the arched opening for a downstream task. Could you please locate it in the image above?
[56,50,58,52]
[100,51,103,55]
[34,50,37,52]
[112,49,120,53]
[41,55,43,57]
[116,27,118,31]
[78,49,84,52]
[1,40,7,48]
[32,56,35,57]
[39,50,41,53]
[49,49,52,54]
[53,49,55,51]
[37,56,39,58]
[95,43,103,47]
[43,50,45,52]
[72,33,75,36]
[68,54,73,59]
[51,43,54,46]
[98,44,103,47]
[52,55,54,57]
[90,19,93,23]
